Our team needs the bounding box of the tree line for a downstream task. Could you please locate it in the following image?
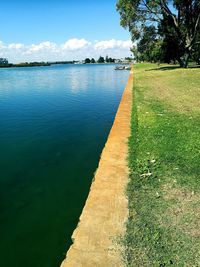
[117,0,200,68]
[84,56,115,64]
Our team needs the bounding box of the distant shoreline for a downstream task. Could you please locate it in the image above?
[0,61,75,68]
[0,61,132,69]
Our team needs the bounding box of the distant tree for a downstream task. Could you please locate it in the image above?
[151,39,164,63]
[85,58,91,64]
[97,56,105,63]
[91,58,96,63]
[125,57,133,61]
[109,57,115,63]
[117,0,200,68]
[137,26,158,62]
[0,58,9,65]
[130,46,140,62]
[105,55,115,63]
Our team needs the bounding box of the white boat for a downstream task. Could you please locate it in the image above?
[115,65,131,70]
[115,65,125,70]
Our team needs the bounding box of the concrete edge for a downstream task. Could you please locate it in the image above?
[60,68,133,267]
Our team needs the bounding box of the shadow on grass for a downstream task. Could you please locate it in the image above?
[145,65,200,72]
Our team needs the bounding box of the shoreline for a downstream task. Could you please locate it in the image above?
[0,62,132,69]
[60,69,133,266]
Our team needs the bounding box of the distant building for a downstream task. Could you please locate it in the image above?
[74,60,84,64]
[114,59,122,63]
[122,59,132,64]
[0,58,9,65]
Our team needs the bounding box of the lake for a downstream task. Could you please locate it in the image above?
[0,64,129,267]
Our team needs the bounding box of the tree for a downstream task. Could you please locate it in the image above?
[117,0,200,68]
[191,29,200,64]
[97,56,105,63]
[85,58,91,64]
[137,25,158,62]
[0,58,9,65]
[109,57,115,62]
[125,57,133,61]
[132,25,164,63]
[91,58,96,63]
[105,55,115,63]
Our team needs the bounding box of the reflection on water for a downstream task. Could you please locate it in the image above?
[0,64,129,267]
[67,67,89,93]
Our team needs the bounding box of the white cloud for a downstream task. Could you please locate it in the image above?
[94,39,132,50]
[0,41,6,49]
[62,38,90,50]
[0,38,133,63]
[8,43,24,49]
[121,40,133,48]
[25,41,57,54]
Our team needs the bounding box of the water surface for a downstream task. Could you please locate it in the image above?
[0,64,129,267]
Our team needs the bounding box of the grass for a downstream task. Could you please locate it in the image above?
[124,63,200,266]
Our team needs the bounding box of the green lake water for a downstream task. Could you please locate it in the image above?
[0,64,129,267]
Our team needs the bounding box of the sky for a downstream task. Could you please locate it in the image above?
[0,0,132,63]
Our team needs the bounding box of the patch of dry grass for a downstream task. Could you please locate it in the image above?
[137,67,200,114]
[162,183,200,238]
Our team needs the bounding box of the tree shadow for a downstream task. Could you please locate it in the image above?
[145,66,180,71]
[145,65,200,71]
[189,65,200,69]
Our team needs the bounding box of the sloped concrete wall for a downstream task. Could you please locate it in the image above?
[61,70,133,267]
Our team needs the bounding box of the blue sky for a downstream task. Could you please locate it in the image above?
[0,0,132,62]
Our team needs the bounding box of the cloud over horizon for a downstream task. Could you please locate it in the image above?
[0,38,133,63]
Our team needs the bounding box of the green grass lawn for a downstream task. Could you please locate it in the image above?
[124,63,200,266]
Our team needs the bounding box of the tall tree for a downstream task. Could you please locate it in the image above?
[85,58,91,64]
[117,0,200,67]
[137,25,159,62]
[191,25,200,64]
[97,56,105,63]
[91,58,96,63]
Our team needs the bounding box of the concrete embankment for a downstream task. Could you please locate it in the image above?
[61,70,133,267]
